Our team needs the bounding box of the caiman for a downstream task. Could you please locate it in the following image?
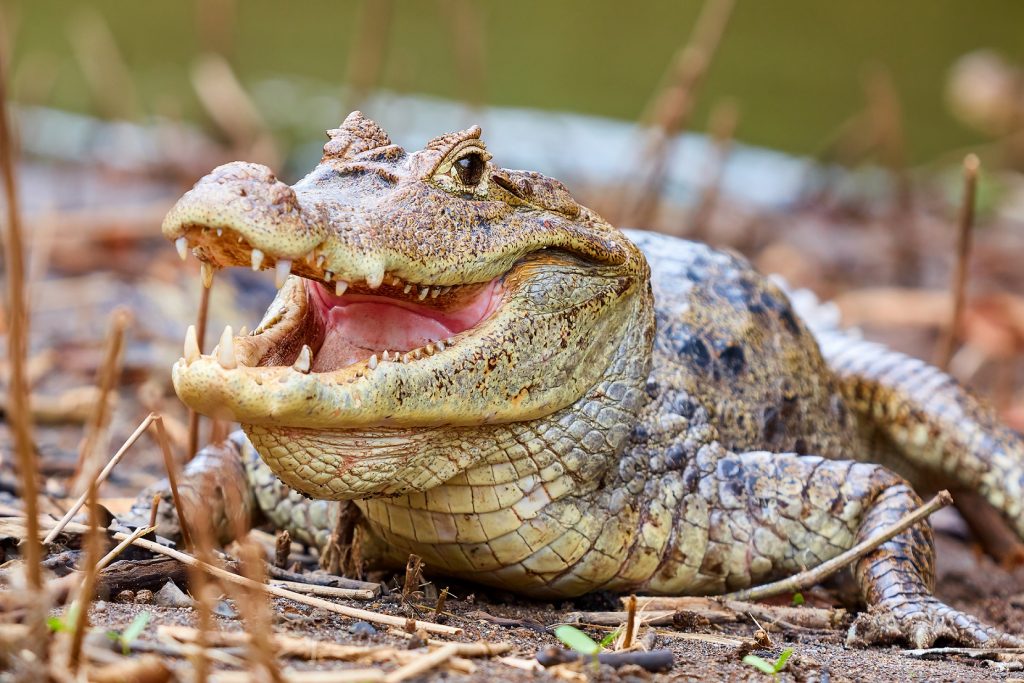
[154,112,1024,648]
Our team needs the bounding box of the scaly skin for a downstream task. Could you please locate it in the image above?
[156,113,1024,648]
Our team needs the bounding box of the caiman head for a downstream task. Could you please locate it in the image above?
[163,112,652,500]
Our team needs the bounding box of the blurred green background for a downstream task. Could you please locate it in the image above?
[4,0,1023,162]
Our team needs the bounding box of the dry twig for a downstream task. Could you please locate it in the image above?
[725,490,952,601]
[936,153,980,370]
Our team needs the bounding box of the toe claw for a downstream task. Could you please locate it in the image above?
[847,597,1019,649]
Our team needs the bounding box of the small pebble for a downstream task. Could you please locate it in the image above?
[155,580,193,608]
[92,601,107,614]
[135,589,154,605]
[214,600,238,619]
[349,621,377,637]
[115,590,135,604]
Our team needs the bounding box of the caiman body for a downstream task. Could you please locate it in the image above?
[157,112,1024,647]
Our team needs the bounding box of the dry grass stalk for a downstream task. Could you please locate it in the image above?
[936,153,981,370]
[0,54,45,662]
[235,539,285,683]
[268,580,375,601]
[402,553,424,598]
[43,412,156,544]
[44,519,463,635]
[343,0,394,112]
[621,594,637,650]
[688,98,740,241]
[153,414,194,550]
[619,0,736,228]
[274,529,291,569]
[433,587,448,619]
[188,280,213,460]
[212,670,385,683]
[187,511,220,683]
[67,475,103,671]
[148,492,162,528]
[71,307,130,494]
[95,524,156,572]
[384,642,510,683]
[725,490,952,602]
[438,0,485,113]
[66,7,139,120]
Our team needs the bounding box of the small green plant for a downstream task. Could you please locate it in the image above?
[743,648,794,678]
[46,602,80,633]
[599,628,621,648]
[109,611,151,655]
[554,624,601,657]
[791,592,805,606]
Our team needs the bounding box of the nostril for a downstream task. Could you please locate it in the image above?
[492,173,526,199]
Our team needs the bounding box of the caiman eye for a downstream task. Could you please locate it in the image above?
[454,152,485,186]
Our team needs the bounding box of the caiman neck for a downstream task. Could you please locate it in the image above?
[347,291,655,593]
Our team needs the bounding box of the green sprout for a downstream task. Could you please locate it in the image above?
[46,602,80,633]
[554,624,601,657]
[599,628,621,648]
[743,648,794,678]
[112,611,151,655]
[791,592,805,606]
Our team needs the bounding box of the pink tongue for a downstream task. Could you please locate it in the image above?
[312,303,455,372]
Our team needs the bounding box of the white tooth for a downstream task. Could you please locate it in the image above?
[217,326,236,369]
[401,353,410,364]
[238,325,250,337]
[335,280,348,296]
[324,270,333,282]
[200,261,214,288]
[275,259,292,288]
[175,237,188,261]
[430,288,440,298]
[306,251,316,265]
[316,255,326,268]
[293,345,311,373]
[392,276,402,287]
[413,349,422,359]
[237,236,244,243]
[382,350,390,362]
[216,228,223,237]
[425,343,435,355]
[251,248,265,271]
[184,325,199,364]
[368,354,378,369]
[435,340,445,352]
[441,286,452,295]
[418,287,429,301]
[366,264,385,289]
[403,284,412,294]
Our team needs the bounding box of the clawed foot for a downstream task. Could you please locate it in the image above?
[847,597,1022,649]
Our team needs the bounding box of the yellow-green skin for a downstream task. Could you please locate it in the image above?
[162,113,1024,648]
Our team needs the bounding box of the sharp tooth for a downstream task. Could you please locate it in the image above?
[335,280,348,296]
[430,288,440,298]
[251,249,265,271]
[382,350,390,362]
[200,262,215,288]
[366,264,385,289]
[324,270,333,282]
[441,286,452,295]
[216,228,223,237]
[418,287,429,301]
[306,251,316,265]
[403,283,412,294]
[275,259,292,288]
[217,326,236,369]
[412,349,422,359]
[401,353,410,364]
[368,354,378,369]
[184,325,199,363]
[293,344,311,373]
[392,276,402,287]
[175,237,188,261]
[237,236,245,243]
[238,325,249,337]
[316,255,326,268]
[435,340,445,352]
[424,343,435,355]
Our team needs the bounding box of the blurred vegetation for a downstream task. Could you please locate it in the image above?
[4,0,1024,162]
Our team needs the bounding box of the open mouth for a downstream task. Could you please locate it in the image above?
[262,276,504,374]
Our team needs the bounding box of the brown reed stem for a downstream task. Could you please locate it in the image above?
[0,42,42,593]
[153,414,193,550]
[68,477,102,671]
[188,280,213,460]
[72,307,130,493]
[936,154,979,370]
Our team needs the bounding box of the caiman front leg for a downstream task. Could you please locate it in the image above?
[699,450,1018,647]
